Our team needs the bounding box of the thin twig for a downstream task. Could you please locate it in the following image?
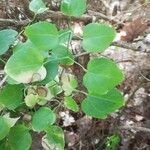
[0,9,121,26]
[87,10,124,25]
[0,76,7,88]
[112,42,145,52]
[0,18,30,26]
[73,60,87,72]
[140,72,150,82]
[75,52,90,58]
[121,125,150,133]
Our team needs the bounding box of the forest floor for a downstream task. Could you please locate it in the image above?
[0,0,150,150]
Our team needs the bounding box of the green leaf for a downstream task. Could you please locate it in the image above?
[40,60,58,85]
[81,89,124,119]
[25,22,59,50]
[0,117,10,140]
[0,29,18,55]
[61,0,87,17]
[29,0,48,14]
[37,98,47,106]
[0,138,10,150]
[25,94,39,108]
[0,84,23,110]
[61,73,78,96]
[8,125,32,150]
[4,42,44,83]
[47,81,62,97]
[3,113,20,127]
[64,96,79,112]
[6,76,20,85]
[52,45,74,66]
[83,58,124,95]
[32,107,56,132]
[43,126,65,150]
[59,29,73,45]
[82,23,116,52]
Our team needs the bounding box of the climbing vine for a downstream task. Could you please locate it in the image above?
[0,0,124,149]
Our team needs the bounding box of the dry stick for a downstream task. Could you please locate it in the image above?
[74,41,148,58]
[0,10,148,53]
[0,18,30,26]
[0,9,121,26]
[112,42,145,52]
[121,125,150,133]
[140,72,150,82]
[87,10,124,25]
[1,9,149,25]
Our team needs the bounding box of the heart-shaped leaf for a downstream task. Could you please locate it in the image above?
[81,89,124,119]
[40,60,58,85]
[82,23,116,52]
[4,42,44,83]
[83,58,124,95]
[25,22,59,50]
[52,45,74,66]
[32,107,56,132]
[42,126,65,150]
[0,84,23,110]
[0,29,18,55]
[64,96,79,112]
[8,125,32,150]
[29,0,48,14]
[61,0,87,17]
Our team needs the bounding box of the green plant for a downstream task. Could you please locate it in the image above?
[0,0,125,149]
[105,135,120,150]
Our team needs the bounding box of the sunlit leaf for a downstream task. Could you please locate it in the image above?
[0,29,18,55]
[81,89,124,119]
[64,96,79,112]
[61,0,87,17]
[61,73,78,96]
[4,42,44,83]
[82,23,116,52]
[32,107,56,132]
[42,126,65,150]
[24,94,39,108]
[83,58,124,95]
[29,0,48,14]
[52,45,74,66]
[25,22,59,50]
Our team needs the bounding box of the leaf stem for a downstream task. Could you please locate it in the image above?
[73,60,88,72]
[0,58,6,64]
[74,89,88,96]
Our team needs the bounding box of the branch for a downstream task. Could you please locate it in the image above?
[74,41,149,58]
[0,10,148,54]
[0,18,30,26]
[0,9,120,26]
[87,10,124,25]
[112,42,148,52]
[121,125,150,133]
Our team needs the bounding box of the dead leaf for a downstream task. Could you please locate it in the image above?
[121,19,148,42]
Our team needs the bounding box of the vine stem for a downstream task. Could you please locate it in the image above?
[0,58,6,64]
[74,89,88,96]
[0,75,8,87]
[73,59,88,72]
